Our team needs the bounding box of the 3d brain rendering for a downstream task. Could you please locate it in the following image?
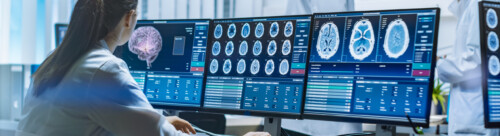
[128,26,163,67]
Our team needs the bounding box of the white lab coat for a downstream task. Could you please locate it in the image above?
[16,40,188,136]
[437,0,499,135]
[282,0,362,135]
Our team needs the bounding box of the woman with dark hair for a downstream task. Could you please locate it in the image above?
[16,0,196,135]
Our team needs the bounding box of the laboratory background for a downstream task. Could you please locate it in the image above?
[0,0,497,136]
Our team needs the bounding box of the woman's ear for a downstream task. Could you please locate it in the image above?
[125,10,136,28]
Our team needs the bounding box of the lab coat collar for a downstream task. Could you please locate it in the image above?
[449,0,470,19]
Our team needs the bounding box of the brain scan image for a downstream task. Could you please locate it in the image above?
[255,23,264,38]
[214,24,223,39]
[225,41,234,56]
[212,41,221,56]
[316,22,340,60]
[265,59,275,75]
[489,31,499,52]
[237,59,246,74]
[279,59,289,75]
[284,21,293,37]
[253,41,263,56]
[383,19,410,59]
[242,23,251,38]
[487,9,498,29]
[223,59,232,74]
[349,19,375,60]
[128,26,163,67]
[239,41,248,56]
[270,22,279,38]
[228,24,236,38]
[282,40,291,56]
[210,59,219,74]
[490,55,500,76]
[267,40,277,56]
[250,59,260,75]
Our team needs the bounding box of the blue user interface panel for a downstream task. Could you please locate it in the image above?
[304,9,439,125]
[481,2,500,127]
[55,24,68,47]
[204,16,312,116]
[119,20,210,108]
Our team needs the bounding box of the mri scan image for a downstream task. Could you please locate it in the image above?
[250,59,260,75]
[223,59,232,74]
[279,59,289,75]
[265,59,275,75]
[253,40,263,56]
[349,19,375,60]
[212,41,221,56]
[284,21,293,37]
[316,22,340,60]
[383,19,410,59]
[487,9,498,29]
[490,55,500,76]
[239,41,249,56]
[210,59,218,74]
[267,40,277,56]
[282,40,291,56]
[237,59,246,74]
[489,31,499,52]
[242,23,251,38]
[255,22,265,38]
[225,41,234,56]
[228,23,236,38]
[214,24,223,39]
[128,26,163,67]
[270,22,279,38]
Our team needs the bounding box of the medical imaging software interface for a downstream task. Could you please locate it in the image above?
[483,2,500,123]
[204,16,311,114]
[304,9,437,123]
[119,20,209,107]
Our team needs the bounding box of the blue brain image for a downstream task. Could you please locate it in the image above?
[316,22,340,60]
[255,23,264,38]
[250,59,260,75]
[383,19,410,59]
[267,40,277,56]
[489,31,499,52]
[284,21,293,37]
[225,41,234,56]
[228,24,236,38]
[487,9,498,29]
[282,40,291,56]
[237,59,246,74]
[214,24,223,39]
[279,59,289,75]
[210,59,218,74]
[270,22,279,37]
[239,41,248,55]
[212,41,221,56]
[265,59,275,75]
[253,41,262,56]
[490,55,500,76]
[349,19,375,60]
[242,23,251,38]
[223,59,232,74]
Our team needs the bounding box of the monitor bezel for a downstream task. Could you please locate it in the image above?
[54,23,68,48]
[201,14,314,119]
[301,8,441,128]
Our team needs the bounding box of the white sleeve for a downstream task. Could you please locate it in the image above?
[86,59,189,136]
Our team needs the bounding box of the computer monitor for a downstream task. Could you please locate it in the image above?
[55,23,68,47]
[203,15,312,118]
[303,8,440,127]
[481,1,500,128]
[116,20,211,110]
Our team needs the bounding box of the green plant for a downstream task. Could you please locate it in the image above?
[433,79,448,113]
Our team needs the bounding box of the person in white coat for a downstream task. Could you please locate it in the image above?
[437,0,500,135]
[281,0,362,135]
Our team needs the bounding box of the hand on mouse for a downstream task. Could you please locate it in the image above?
[166,116,196,134]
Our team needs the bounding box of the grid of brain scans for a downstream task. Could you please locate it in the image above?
[204,16,312,114]
[482,2,500,124]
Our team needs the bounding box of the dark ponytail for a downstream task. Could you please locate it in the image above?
[32,0,138,96]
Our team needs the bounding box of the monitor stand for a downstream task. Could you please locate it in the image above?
[375,124,396,136]
[263,117,282,136]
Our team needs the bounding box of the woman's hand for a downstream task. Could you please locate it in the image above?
[166,116,196,134]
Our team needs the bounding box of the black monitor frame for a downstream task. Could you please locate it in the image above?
[54,23,68,48]
[201,15,314,119]
[301,8,440,128]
